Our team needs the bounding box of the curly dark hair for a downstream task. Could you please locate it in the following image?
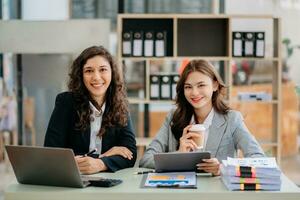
[171,59,230,142]
[68,45,129,136]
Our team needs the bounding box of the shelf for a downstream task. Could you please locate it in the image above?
[128,98,175,104]
[122,56,231,62]
[118,14,276,19]
[122,57,174,62]
[231,57,280,62]
[129,98,278,105]
[122,18,174,57]
[122,57,279,62]
[230,99,278,104]
[118,14,282,163]
[229,14,277,19]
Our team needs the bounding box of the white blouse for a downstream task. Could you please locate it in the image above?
[89,102,106,155]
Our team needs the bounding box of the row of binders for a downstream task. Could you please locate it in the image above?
[232,31,265,57]
[150,74,180,100]
[221,157,281,191]
[122,30,167,57]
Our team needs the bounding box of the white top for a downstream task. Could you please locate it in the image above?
[190,108,215,150]
[89,102,105,155]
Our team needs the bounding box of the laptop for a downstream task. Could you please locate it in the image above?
[5,145,93,188]
[154,151,211,172]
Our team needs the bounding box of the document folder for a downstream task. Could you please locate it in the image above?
[141,172,197,189]
[132,31,143,57]
[155,31,166,57]
[122,31,132,57]
[150,74,160,100]
[255,32,265,57]
[244,32,255,57]
[160,75,171,100]
[144,31,154,57]
[232,32,243,57]
[171,74,180,100]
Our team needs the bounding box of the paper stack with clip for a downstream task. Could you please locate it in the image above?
[221,157,281,191]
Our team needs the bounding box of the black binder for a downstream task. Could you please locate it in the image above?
[243,32,255,57]
[144,31,154,57]
[160,75,171,100]
[122,31,132,57]
[155,31,167,57]
[132,31,143,57]
[150,75,160,100]
[171,74,180,100]
[232,32,243,57]
[255,32,265,57]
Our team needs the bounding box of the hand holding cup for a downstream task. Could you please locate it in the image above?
[188,124,206,150]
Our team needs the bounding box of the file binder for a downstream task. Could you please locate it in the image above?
[232,32,243,57]
[243,32,255,57]
[144,31,154,57]
[171,74,180,100]
[132,31,143,57]
[160,75,171,100]
[155,31,167,57]
[150,75,160,100]
[122,31,132,57]
[255,32,265,57]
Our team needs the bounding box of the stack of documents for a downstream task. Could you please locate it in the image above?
[142,172,197,188]
[221,157,281,191]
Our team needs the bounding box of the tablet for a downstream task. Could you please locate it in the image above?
[154,151,211,172]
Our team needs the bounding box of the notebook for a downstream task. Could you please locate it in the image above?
[5,145,98,188]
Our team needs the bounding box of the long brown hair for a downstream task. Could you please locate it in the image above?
[171,59,230,142]
[68,46,129,136]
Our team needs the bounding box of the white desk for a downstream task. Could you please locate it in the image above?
[5,168,300,200]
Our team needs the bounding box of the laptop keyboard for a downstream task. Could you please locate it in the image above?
[81,176,122,187]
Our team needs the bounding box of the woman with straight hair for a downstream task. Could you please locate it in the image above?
[140,59,264,176]
[45,46,137,174]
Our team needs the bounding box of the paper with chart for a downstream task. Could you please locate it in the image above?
[144,172,196,187]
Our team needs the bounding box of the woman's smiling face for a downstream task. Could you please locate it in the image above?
[184,71,218,111]
[83,55,112,105]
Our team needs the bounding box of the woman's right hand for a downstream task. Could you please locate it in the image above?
[178,125,200,152]
[99,146,133,160]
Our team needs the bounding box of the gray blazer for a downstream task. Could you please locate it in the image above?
[139,110,265,169]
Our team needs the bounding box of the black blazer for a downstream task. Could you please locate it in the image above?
[44,92,137,172]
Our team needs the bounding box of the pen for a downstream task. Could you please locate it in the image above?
[133,170,155,175]
[83,148,97,157]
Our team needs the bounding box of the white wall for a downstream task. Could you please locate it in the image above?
[226,0,300,85]
[22,0,69,20]
[21,0,70,145]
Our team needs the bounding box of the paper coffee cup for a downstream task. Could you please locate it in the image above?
[189,124,205,149]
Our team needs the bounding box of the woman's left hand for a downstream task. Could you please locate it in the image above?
[75,156,107,174]
[196,158,221,176]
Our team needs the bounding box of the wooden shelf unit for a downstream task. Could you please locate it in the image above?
[117,14,282,163]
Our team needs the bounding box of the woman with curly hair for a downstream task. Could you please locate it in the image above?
[44,46,137,174]
[139,59,264,175]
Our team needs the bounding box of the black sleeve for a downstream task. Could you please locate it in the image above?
[100,116,137,172]
[44,93,73,147]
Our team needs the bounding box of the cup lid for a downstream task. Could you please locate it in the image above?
[189,124,206,132]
